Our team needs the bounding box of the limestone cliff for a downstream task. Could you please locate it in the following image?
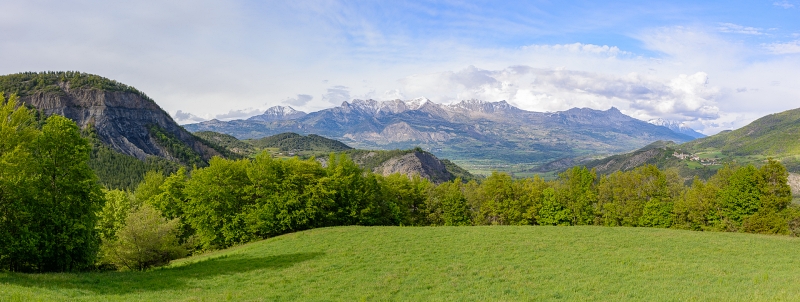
[360,150,455,184]
[3,72,220,162]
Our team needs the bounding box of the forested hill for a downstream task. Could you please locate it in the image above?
[0,71,226,189]
[196,131,475,183]
[249,132,353,152]
[583,106,800,190]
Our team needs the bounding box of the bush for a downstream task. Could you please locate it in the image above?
[101,204,186,271]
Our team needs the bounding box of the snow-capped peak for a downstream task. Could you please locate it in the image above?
[247,105,307,122]
[446,99,515,113]
[404,97,431,110]
[648,118,705,138]
[264,105,299,115]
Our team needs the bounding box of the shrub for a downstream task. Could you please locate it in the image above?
[101,204,186,271]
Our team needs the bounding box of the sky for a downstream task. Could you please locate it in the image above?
[2,1,799,134]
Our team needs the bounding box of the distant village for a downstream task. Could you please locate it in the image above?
[672,151,720,166]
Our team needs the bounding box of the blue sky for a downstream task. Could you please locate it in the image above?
[2,1,799,134]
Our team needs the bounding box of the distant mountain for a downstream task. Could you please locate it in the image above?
[648,118,705,139]
[185,98,696,174]
[247,106,307,122]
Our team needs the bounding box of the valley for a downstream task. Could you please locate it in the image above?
[185,99,697,175]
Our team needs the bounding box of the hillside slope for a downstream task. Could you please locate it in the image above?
[582,106,800,196]
[0,72,220,164]
[249,132,353,152]
[682,106,800,170]
[4,226,800,301]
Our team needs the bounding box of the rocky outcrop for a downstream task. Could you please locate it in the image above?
[789,173,800,197]
[372,151,453,183]
[20,83,220,161]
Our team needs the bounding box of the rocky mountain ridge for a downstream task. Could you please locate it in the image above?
[648,118,705,139]
[185,98,696,173]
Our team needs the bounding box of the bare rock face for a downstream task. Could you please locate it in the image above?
[789,173,800,197]
[373,151,453,183]
[21,83,219,161]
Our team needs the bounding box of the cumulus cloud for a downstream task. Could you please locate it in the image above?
[628,73,720,119]
[322,86,351,105]
[398,66,720,122]
[717,23,765,35]
[284,94,313,106]
[773,1,795,8]
[173,107,266,124]
[764,40,800,54]
[214,108,264,120]
[173,110,207,124]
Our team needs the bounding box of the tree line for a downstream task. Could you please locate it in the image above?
[2,92,798,273]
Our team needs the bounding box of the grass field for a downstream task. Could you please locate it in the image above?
[3,226,800,301]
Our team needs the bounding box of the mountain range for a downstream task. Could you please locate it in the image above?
[185,98,698,174]
[0,72,475,187]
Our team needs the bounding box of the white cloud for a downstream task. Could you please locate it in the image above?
[284,94,313,106]
[173,110,206,124]
[717,23,765,35]
[773,1,795,9]
[520,43,632,57]
[3,2,799,136]
[322,86,351,105]
[214,108,264,120]
[398,66,720,122]
[764,40,800,54]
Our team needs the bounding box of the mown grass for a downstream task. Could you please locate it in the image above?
[2,226,800,301]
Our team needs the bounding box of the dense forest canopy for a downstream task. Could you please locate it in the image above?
[0,71,154,102]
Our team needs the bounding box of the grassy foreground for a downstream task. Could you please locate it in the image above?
[2,226,800,301]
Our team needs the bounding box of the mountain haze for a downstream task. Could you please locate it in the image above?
[185,98,696,173]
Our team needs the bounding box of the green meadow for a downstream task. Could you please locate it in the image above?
[3,226,800,301]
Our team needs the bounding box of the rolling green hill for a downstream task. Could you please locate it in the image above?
[193,131,256,156]
[3,226,800,301]
[682,107,800,172]
[585,107,800,181]
[190,132,475,183]
[247,132,353,153]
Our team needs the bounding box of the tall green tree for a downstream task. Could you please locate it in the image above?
[538,188,571,226]
[716,165,762,231]
[184,157,251,250]
[0,94,40,271]
[426,178,470,226]
[476,172,530,225]
[32,115,105,272]
[554,167,597,225]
